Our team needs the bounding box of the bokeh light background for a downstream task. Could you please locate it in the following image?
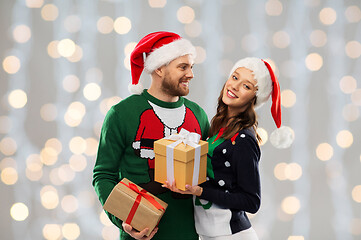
[1,0,361,239]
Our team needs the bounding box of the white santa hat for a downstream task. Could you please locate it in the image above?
[230,57,294,149]
[129,31,196,94]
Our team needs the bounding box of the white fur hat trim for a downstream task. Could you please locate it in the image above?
[229,57,273,109]
[144,38,196,73]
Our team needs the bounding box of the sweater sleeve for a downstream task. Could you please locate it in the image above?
[200,134,261,214]
[201,110,210,141]
[92,107,125,228]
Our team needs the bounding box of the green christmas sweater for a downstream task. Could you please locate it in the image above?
[92,90,209,240]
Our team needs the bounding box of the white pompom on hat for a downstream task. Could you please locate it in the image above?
[129,31,196,94]
[229,57,293,148]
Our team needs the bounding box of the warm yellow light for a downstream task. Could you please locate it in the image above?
[316,143,333,161]
[340,76,357,94]
[124,42,137,56]
[0,137,17,156]
[272,31,290,48]
[61,195,78,213]
[345,41,361,59]
[345,6,361,23]
[8,89,27,109]
[26,154,42,170]
[69,136,86,155]
[10,203,29,221]
[102,226,120,240]
[49,168,64,186]
[351,89,361,106]
[41,185,59,209]
[62,223,80,240]
[26,154,43,181]
[0,157,16,170]
[94,121,103,138]
[40,147,58,166]
[257,128,268,146]
[350,218,361,236]
[281,89,296,108]
[45,138,62,154]
[123,55,131,70]
[184,20,202,38]
[352,185,361,203]
[40,103,57,122]
[47,41,61,58]
[58,164,75,183]
[177,6,195,24]
[343,104,359,122]
[114,17,131,35]
[274,162,288,181]
[3,55,21,74]
[85,138,98,156]
[67,45,83,62]
[43,224,62,240]
[285,163,302,181]
[319,7,337,25]
[148,0,167,8]
[26,0,44,8]
[336,130,353,148]
[13,25,31,43]
[305,53,323,71]
[26,167,43,181]
[83,83,101,101]
[64,15,82,33]
[0,116,11,134]
[69,155,87,172]
[288,236,304,240]
[100,97,122,115]
[97,16,114,34]
[265,0,283,16]
[309,30,327,47]
[1,167,18,185]
[63,75,80,93]
[194,46,206,64]
[281,196,301,214]
[64,102,86,127]
[57,39,76,57]
[100,211,113,226]
[41,4,59,21]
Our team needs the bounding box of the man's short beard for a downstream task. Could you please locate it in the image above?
[161,71,189,97]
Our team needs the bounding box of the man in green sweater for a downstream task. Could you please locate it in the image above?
[92,31,209,240]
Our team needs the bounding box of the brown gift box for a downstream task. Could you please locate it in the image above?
[154,138,208,191]
[103,178,168,237]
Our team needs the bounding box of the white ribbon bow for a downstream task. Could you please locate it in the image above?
[165,128,202,186]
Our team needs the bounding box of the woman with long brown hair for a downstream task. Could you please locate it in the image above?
[164,57,282,240]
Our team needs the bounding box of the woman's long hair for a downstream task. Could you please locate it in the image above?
[209,85,262,143]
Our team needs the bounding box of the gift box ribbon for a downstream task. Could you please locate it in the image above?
[165,128,202,186]
[120,181,165,225]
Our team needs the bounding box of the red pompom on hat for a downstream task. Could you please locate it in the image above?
[129,31,196,94]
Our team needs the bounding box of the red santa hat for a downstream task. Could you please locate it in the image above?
[129,31,197,94]
[230,57,293,148]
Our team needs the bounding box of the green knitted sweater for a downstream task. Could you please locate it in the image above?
[93,90,209,240]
